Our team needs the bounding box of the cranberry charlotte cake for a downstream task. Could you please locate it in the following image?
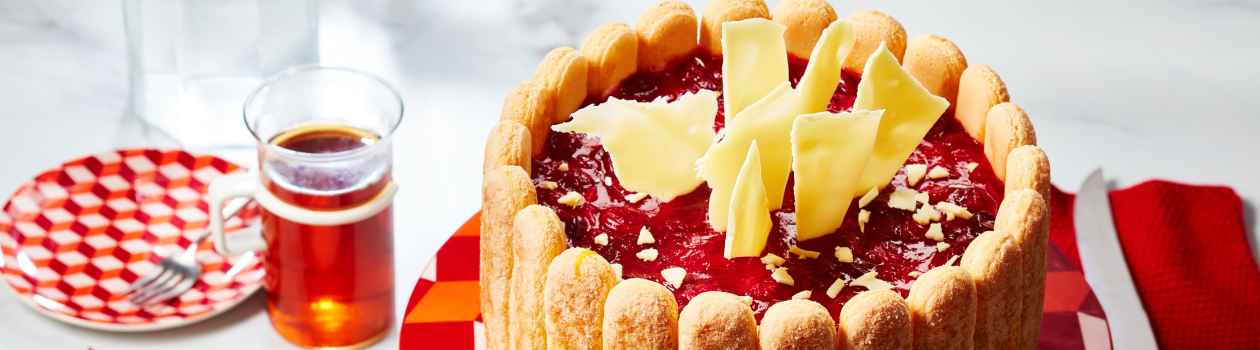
[481,1,1050,349]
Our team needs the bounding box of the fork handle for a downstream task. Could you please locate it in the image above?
[183,197,252,256]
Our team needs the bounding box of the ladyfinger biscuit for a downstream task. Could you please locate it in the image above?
[759,299,836,350]
[508,205,568,350]
[771,0,838,59]
[838,290,912,350]
[699,0,770,56]
[907,266,977,350]
[995,190,1050,350]
[960,230,1024,350]
[983,102,1037,181]
[955,65,1009,140]
[480,165,538,350]
[636,1,699,72]
[581,22,638,98]
[534,47,589,123]
[903,34,968,106]
[1004,145,1051,203]
[603,278,679,350]
[678,291,759,350]
[544,248,620,350]
[843,10,906,74]
[501,81,556,156]
[483,120,532,177]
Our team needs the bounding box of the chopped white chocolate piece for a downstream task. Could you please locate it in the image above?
[540,180,559,190]
[912,204,942,225]
[558,191,585,208]
[760,253,787,267]
[887,187,919,211]
[610,263,623,279]
[936,242,951,252]
[858,187,880,208]
[904,164,927,186]
[792,290,812,300]
[927,166,950,179]
[604,176,613,186]
[625,192,649,203]
[935,202,974,221]
[858,209,871,233]
[964,162,979,172]
[944,255,960,266]
[593,233,610,246]
[851,271,893,291]
[771,267,796,286]
[637,226,655,245]
[765,264,777,271]
[636,248,659,262]
[661,267,687,288]
[558,162,570,172]
[789,246,821,259]
[925,223,945,241]
[834,247,854,263]
[826,278,846,298]
[915,191,930,204]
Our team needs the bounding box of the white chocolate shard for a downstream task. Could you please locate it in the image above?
[554,90,719,202]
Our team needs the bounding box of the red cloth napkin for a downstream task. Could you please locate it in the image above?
[1049,181,1260,349]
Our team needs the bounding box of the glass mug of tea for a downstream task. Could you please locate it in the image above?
[207,66,402,348]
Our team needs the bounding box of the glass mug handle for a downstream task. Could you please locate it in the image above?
[208,171,401,256]
[208,172,267,256]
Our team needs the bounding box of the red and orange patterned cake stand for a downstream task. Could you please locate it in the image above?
[401,213,1112,349]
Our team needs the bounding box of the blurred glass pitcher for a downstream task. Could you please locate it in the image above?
[123,0,319,151]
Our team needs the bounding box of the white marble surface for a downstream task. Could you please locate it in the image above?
[0,0,1257,348]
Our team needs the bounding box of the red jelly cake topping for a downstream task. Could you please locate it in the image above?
[532,54,1004,320]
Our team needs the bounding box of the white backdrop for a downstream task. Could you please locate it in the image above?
[0,0,1257,348]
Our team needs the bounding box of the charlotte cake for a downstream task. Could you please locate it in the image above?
[482,0,1049,349]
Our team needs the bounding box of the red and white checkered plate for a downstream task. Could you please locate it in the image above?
[0,149,264,332]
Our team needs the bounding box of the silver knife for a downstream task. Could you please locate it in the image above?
[1075,169,1159,349]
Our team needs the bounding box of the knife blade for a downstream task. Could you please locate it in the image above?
[1075,169,1159,349]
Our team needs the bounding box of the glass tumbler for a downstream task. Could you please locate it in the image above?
[124,0,319,151]
[208,66,402,348]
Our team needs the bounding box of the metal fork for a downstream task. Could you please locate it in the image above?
[125,198,251,306]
